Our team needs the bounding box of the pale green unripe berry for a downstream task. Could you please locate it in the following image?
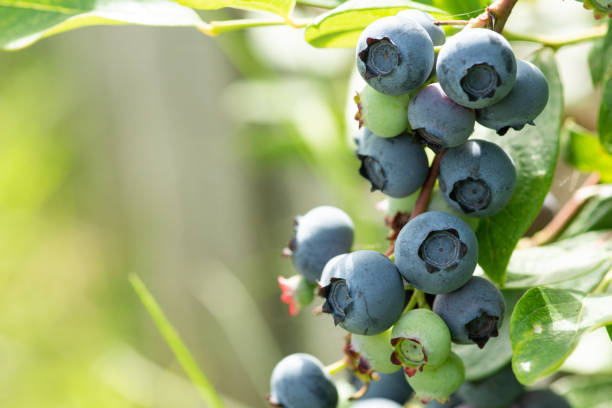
[405,351,465,404]
[354,85,410,138]
[352,329,399,374]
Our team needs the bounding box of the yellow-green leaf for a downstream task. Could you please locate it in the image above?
[173,0,295,18]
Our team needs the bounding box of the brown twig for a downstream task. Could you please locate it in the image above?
[384,150,445,256]
[520,172,601,248]
[467,0,519,33]
[434,20,470,26]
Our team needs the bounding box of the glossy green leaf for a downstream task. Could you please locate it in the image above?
[505,232,612,292]
[304,0,447,48]
[511,287,612,384]
[554,375,612,408]
[559,185,612,239]
[600,78,612,154]
[453,290,521,381]
[563,121,612,182]
[0,0,205,50]
[173,0,295,17]
[588,20,612,85]
[475,49,563,285]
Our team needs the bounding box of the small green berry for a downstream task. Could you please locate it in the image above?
[354,85,410,138]
[405,351,465,404]
[352,329,399,374]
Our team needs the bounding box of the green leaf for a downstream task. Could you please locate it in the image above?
[588,20,612,85]
[432,0,487,19]
[554,375,612,408]
[510,287,612,384]
[453,290,521,381]
[0,0,205,50]
[173,0,295,18]
[475,49,563,285]
[304,0,447,48]
[129,274,224,408]
[559,186,612,239]
[563,121,612,182]
[505,231,612,292]
[599,78,612,154]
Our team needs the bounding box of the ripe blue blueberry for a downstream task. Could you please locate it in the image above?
[437,28,516,108]
[438,139,516,217]
[352,398,403,408]
[433,276,505,348]
[391,309,452,376]
[359,370,414,403]
[510,390,571,408]
[396,10,446,46]
[407,83,475,150]
[319,250,405,335]
[457,364,524,408]
[288,206,354,282]
[476,59,549,135]
[356,15,434,95]
[395,211,478,294]
[268,353,338,408]
[355,128,429,198]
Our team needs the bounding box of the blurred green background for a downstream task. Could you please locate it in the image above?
[0,0,606,406]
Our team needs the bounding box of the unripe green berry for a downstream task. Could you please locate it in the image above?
[354,85,410,138]
[405,351,465,404]
[352,329,399,374]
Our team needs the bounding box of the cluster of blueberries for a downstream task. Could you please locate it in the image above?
[269,9,568,408]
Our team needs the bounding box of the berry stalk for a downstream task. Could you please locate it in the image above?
[467,0,519,33]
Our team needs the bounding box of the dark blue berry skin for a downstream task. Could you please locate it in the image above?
[395,211,478,294]
[476,59,549,135]
[269,353,338,408]
[352,398,403,408]
[396,10,445,46]
[355,128,429,198]
[438,139,516,218]
[319,250,405,335]
[360,370,414,403]
[356,15,434,95]
[510,390,571,408]
[437,28,517,109]
[457,364,524,408]
[408,83,475,150]
[289,206,354,283]
[433,276,505,348]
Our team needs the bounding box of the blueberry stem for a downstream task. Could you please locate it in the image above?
[503,25,608,50]
[519,172,600,248]
[325,359,348,375]
[403,290,420,315]
[433,20,469,26]
[467,0,519,33]
[409,150,445,222]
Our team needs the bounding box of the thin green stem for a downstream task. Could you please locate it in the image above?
[402,290,420,315]
[129,274,224,408]
[325,359,348,375]
[416,291,430,310]
[503,24,607,50]
[593,267,612,294]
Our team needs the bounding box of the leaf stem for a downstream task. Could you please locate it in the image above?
[503,25,608,50]
[519,172,601,248]
[593,267,612,294]
[129,274,224,408]
[325,359,347,375]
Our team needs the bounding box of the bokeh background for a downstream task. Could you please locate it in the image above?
[0,0,607,406]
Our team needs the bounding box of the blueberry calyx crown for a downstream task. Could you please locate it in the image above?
[358,37,401,80]
[418,228,468,273]
[460,63,502,101]
[449,177,492,213]
[358,154,387,192]
[320,278,353,325]
[390,337,428,377]
[465,310,499,348]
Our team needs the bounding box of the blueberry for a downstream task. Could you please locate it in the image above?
[510,390,571,408]
[405,351,465,404]
[395,211,478,294]
[359,370,414,403]
[352,329,400,374]
[476,59,549,135]
[408,83,475,150]
[355,129,429,198]
[356,15,434,95]
[437,28,516,108]
[457,364,524,408]
[351,398,403,408]
[433,276,505,348]
[395,10,446,46]
[288,206,354,282]
[319,250,405,335]
[426,394,465,407]
[354,85,410,138]
[438,139,516,218]
[390,309,452,376]
[269,353,338,408]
